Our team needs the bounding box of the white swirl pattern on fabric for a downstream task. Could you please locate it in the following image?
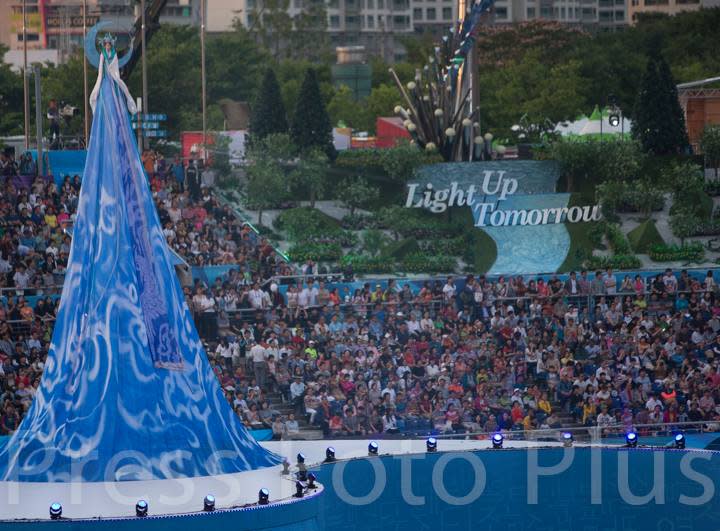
[0,72,281,482]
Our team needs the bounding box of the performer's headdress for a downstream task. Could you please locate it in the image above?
[99,33,117,47]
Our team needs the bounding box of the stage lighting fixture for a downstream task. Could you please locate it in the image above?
[608,113,620,127]
[325,447,336,462]
[49,503,62,520]
[492,433,504,449]
[258,488,270,505]
[427,437,438,453]
[368,441,379,456]
[297,453,306,464]
[674,433,686,449]
[135,500,148,517]
[307,473,317,490]
[625,432,638,448]
[203,495,215,512]
[294,481,305,498]
[562,432,573,447]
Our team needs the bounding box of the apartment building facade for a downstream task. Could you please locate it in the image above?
[1,0,200,62]
[627,0,719,23]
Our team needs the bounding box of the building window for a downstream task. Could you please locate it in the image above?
[393,14,409,28]
[615,9,624,19]
[414,7,423,19]
[18,33,40,42]
[378,0,384,8]
[247,0,256,8]
[367,14,374,26]
[443,6,452,18]
[330,14,340,26]
[495,6,507,18]
[426,7,436,19]
[367,0,374,7]
[527,6,536,16]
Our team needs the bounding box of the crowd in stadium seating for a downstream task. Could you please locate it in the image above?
[3,151,720,440]
[0,155,291,293]
[194,269,720,440]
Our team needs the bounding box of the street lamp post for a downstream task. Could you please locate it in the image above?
[34,65,43,175]
[22,0,30,151]
[200,0,207,162]
[82,0,89,146]
[141,0,148,150]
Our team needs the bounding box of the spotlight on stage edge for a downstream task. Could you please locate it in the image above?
[307,472,317,489]
[325,447,336,462]
[49,503,62,520]
[492,433,504,449]
[297,452,306,464]
[368,441,379,455]
[203,495,215,512]
[258,488,270,505]
[625,432,638,448]
[295,481,304,498]
[135,500,148,517]
[562,432,573,447]
[674,433,686,449]
[427,437,438,452]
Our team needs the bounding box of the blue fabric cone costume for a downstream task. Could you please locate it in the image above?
[0,40,281,482]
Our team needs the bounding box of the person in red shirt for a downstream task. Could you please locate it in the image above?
[511,401,524,424]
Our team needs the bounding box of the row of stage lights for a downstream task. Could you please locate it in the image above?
[47,433,688,520]
[47,487,295,520]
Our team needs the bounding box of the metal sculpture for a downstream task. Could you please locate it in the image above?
[390,0,496,161]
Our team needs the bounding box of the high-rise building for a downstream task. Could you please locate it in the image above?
[627,0,718,24]
[208,0,458,62]
[490,0,626,29]
[1,0,200,65]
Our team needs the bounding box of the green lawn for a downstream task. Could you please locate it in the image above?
[558,192,600,272]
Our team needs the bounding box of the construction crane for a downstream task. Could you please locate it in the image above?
[120,0,170,81]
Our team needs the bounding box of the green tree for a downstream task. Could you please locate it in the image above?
[327,85,367,129]
[290,68,336,159]
[290,147,329,207]
[337,177,380,215]
[669,207,699,245]
[632,51,689,155]
[552,139,644,193]
[480,50,587,140]
[245,133,293,224]
[291,3,331,61]
[253,0,293,58]
[206,26,268,103]
[700,125,720,178]
[40,52,85,136]
[365,84,401,132]
[0,45,26,136]
[361,229,390,257]
[250,68,288,141]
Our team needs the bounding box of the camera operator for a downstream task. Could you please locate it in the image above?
[47,99,60,150]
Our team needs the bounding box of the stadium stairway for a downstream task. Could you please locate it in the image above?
[264,391,326,440]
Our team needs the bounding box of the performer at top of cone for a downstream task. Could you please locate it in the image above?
[90,33,137,115]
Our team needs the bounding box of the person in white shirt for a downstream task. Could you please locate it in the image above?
[216,338,234,369]
[250,341,268,389]
[442,277,456,301]
[248,283,266,309]
[298,286,311,309]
